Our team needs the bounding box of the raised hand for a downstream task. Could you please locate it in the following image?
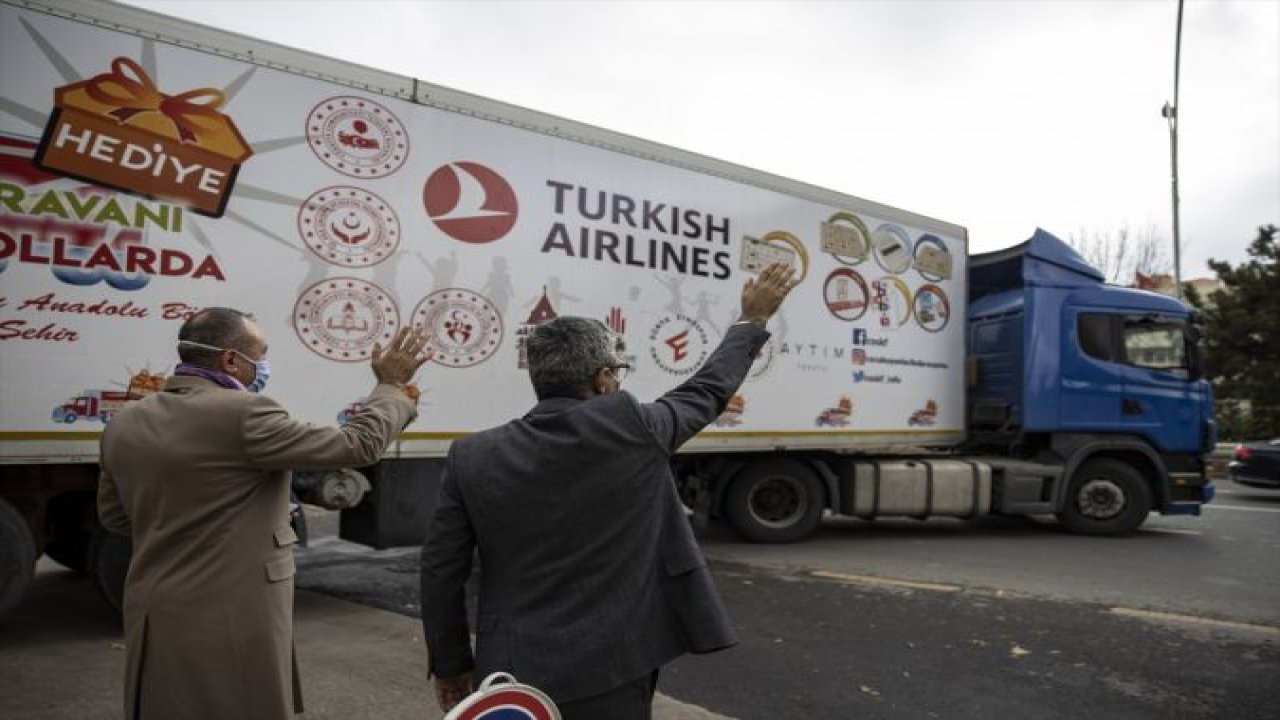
[739,262,800,326]
[371,326,432,386]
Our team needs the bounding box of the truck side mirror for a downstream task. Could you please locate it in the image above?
[1186,326,1205,381]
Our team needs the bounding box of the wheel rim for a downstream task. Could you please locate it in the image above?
[1076,478,1126,519]
[746,476,807,528]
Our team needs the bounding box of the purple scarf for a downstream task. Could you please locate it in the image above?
[174,362,246,391]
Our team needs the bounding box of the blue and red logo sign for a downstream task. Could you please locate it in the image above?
[445,674,558,720]
[450,688,557,719]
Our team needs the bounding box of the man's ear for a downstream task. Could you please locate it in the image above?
[589,368,610,397]
[220,349,244,377]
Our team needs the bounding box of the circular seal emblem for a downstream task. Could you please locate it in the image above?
[913,283,951,332]
[306,96,408,178]
[758,230,811,283]
[872,223,914,274]
[648,315,710,376]
[411,288,503,368]
[823,211,872,266]
[298,187,400,267]
[823,268,870,322]
[293,278,400,362]
[423,162,519,244]
[913,234,953,281]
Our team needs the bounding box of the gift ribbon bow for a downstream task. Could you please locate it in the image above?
[83,57,226,144]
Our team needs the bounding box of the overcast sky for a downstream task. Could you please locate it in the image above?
[121,0,1279,280]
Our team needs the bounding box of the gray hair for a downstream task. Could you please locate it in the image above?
[177,307,254,366]
[526,316,617,400]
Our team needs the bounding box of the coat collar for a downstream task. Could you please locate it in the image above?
[524,396,582,420]
[163,374,225,394]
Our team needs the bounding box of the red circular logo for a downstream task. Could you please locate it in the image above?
[293,278,400,362]
[411,288,503,368]
[298,186,400,267]
[423,162,518,244]
[306,96,408,178]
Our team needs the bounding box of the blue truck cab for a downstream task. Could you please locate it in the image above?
[966,229,1216,534]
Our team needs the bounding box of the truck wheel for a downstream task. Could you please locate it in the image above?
[725,459,824,543]
[63,411,78,424]
[88,527,131,613]
[1056,458,1152,536]
[0,498,36,620]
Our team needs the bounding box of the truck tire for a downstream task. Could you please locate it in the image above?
[1056,458,1152,536]
[88,527,130,613]
[0,498,36,620]
[725,458,824,543]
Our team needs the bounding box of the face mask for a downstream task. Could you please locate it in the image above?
[242,354,271,393]
[179,340,270,393]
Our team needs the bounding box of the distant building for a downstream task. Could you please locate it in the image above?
[1132,272,1224,300]
[1183,277,1225,299]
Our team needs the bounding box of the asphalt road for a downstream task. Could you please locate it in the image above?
[698,479,1280,626]
[296,477,1280,719]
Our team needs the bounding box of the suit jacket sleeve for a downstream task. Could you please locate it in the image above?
[639,321,770,452]
[419,451,477,678]
[240,384,416,470]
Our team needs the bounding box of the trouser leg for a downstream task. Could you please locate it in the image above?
[557,669,660,720]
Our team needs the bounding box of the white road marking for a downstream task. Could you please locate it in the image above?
[654,694,735,720]
[1109,607,1280,636]
[810,570,962,593]
[1204,504,1280,514]
[1143,527,1202,536]
[809,571,1280,637]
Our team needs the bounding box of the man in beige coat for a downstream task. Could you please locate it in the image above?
[98,307,429,720]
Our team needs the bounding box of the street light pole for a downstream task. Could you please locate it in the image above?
[1162,0,1185,299]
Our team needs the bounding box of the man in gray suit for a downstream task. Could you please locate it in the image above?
[420,263,797,718]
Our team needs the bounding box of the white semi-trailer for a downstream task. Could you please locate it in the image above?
[0,0,1215,620]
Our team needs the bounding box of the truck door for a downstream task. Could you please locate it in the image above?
[1059,311,1122,431]
[1115,315,1202,453]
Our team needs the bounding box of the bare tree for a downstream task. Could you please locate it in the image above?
[1066,223,1172,285]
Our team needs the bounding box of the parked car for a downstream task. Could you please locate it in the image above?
[1228,439,1280,489]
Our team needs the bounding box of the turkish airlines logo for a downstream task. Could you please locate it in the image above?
[422,162,517,244]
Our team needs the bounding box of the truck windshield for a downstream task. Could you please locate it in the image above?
[1077,312,1195,379]
[1122,319,1188,377]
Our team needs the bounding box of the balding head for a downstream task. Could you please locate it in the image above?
[177,307,257,368]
